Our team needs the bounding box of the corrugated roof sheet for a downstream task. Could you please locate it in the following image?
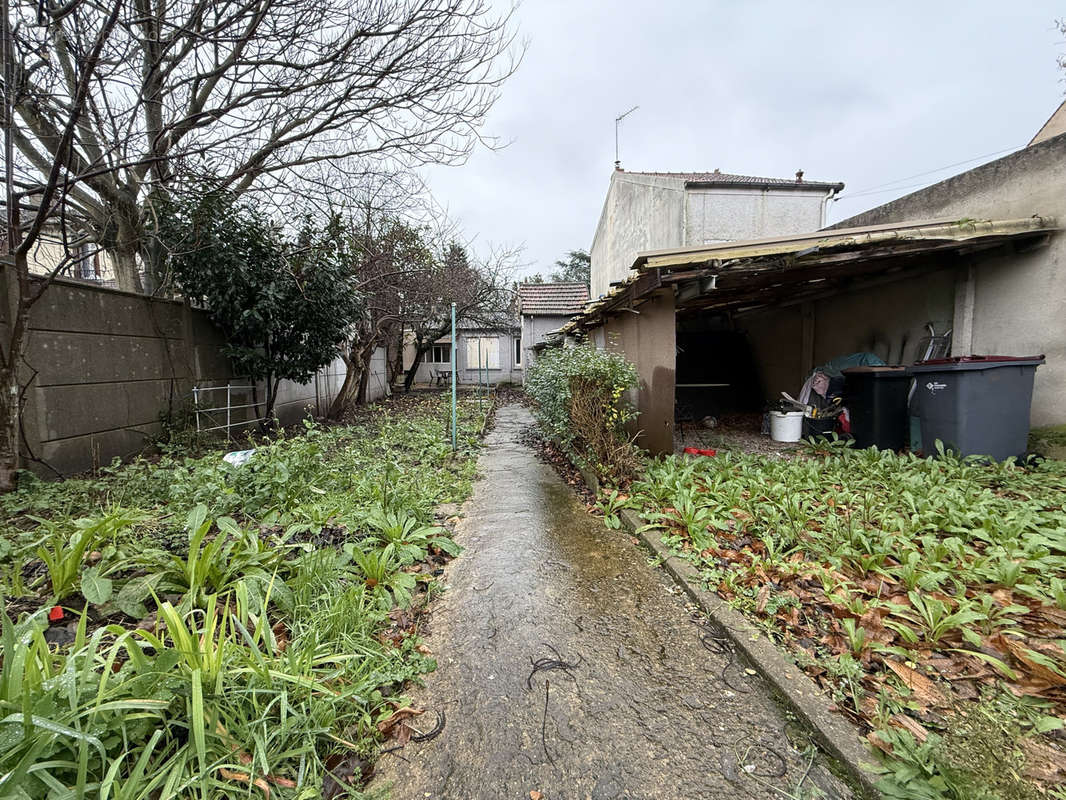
[624,169,844,191]
[553,216,1057,336]
[517,282,590,316]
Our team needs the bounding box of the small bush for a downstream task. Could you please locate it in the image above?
[525,344,641,483]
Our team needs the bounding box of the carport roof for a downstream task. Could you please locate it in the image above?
[556,216,1057,334]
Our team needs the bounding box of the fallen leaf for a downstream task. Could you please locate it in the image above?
[889,713,929,742]
[376,705,424,736]
[219,768,273,797]
[1020,737,1066,783]
[530,792,544,800]
[755,585,770,614]
[1002,638,1066,687]
[883,660,947,709]
[867,731,893,755]
[1036,605,1066,627]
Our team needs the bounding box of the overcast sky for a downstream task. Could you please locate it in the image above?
[421,1,1065,279]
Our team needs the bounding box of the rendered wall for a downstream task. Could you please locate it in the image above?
[520,314,570,377]
[0,268,383,475]
[831,132,1066,426]
[590,173,685,299]
[684,187,827,246]
[603,289,676,454]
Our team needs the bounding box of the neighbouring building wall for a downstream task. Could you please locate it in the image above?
[0,267,382,475]
[831,132,1066,426]
[455,328,522,385]
[684,187,829,246]
[520,314,570,372]
[590,172,685,299]
[404,329,521,386]
[1030,100,1066,146]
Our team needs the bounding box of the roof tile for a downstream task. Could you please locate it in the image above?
[625,169,844,190]
[517,282,589,316]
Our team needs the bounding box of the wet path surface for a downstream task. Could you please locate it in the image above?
[372,406,853,800]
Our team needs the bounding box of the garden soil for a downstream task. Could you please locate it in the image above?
[370,405,854,799]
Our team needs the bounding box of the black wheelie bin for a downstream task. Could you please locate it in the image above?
[842,366,910,450]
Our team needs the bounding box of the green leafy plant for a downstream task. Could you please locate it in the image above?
[34,509,142,602]
[525,342,641,483]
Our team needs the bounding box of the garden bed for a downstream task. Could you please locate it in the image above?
[0,393,492,799]
[613,441,1066,799]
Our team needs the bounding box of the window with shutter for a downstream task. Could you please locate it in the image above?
[466,337,500,369]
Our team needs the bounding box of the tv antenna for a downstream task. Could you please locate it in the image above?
[614,105,639,168]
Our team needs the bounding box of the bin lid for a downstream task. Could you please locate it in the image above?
[909,354,1046,373]
[842,366,908,376]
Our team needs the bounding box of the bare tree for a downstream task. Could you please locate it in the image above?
[2,0,126,489]
[400,239,516,393]
[9,0,519,292]
[325,212,435,418]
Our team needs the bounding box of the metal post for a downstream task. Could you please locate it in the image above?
[226,384,231,440]
[477,337,482,412]
[193,386,200,432]
[450,303,457,452]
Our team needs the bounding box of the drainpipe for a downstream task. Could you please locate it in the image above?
[820,187,840,229]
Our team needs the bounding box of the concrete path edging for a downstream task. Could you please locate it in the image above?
[616,508,883,799]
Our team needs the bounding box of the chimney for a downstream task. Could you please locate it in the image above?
[795,169,804,182]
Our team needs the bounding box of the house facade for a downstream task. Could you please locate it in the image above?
[517,282,590,372]
[589,169,844,299]
[404,318,523,386]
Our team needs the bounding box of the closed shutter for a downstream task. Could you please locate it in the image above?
[466,337,500,369]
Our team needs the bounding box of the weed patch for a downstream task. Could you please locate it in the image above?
[0,393,490,799]
[616,444,1066,797]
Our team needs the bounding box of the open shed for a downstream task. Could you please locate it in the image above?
[558,216,1058,453]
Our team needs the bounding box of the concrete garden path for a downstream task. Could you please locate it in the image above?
[371,405,853,800]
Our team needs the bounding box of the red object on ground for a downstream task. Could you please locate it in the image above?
[682,447,717,457]
[48,605,64,622]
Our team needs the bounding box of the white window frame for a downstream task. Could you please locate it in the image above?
[514,336,522,366]
[431,344,451,364]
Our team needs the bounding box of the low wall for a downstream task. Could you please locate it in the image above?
[0,265,383,475]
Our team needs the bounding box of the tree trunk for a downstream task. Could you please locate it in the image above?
[404,346,427,393]
[111,245,144,294]
[327,348,364,420]
[109,202,146,294]
[0,365,20,492]
[357,358,371,404]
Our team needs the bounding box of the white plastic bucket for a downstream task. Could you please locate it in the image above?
[769,410,804,442]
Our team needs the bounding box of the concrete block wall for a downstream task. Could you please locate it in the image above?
[1,266,384,475]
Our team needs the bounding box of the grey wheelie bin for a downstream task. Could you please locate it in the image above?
[908,355,1045,461]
